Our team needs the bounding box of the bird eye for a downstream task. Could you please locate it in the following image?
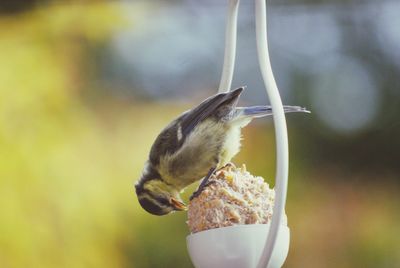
[155,196,170,206]
[138,197,168,216]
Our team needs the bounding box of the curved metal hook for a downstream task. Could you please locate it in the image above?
[218,0,240,93]
[255,0,289,267]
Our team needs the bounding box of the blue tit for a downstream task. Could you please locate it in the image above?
[135,87,309,215]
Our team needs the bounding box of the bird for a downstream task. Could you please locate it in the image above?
[135,87,309,216]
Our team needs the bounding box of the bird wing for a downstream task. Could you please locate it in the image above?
[149,87,244,167]
[180,87,243,138]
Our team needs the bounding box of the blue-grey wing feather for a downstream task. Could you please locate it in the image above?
[149,87,244,165]
[180,87,243,137]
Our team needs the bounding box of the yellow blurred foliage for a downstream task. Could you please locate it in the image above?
[0,3,150,267]
[1,2,399,268]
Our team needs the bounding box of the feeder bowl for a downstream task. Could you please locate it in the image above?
[187,223,290,268]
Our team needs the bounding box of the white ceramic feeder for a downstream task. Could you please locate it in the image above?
[187,224,290,268]
[187,0,291,267]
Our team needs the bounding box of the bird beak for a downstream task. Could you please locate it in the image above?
[170,198,187,211]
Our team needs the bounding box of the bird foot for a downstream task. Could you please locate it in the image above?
[221,162,236,169]
[189,181,216,201]
[189,167,216,201]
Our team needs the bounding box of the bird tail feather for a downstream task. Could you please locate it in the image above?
[236,105,310,119]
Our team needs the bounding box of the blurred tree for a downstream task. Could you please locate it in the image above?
[0,0,39,14]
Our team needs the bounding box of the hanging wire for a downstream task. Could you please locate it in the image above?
[216,1,289,266]
[218,0,240,93]
[255,0,289,267]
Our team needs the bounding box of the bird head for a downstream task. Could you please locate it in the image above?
[135,173,187,216]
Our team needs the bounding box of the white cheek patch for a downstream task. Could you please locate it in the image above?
[139,193,152,200]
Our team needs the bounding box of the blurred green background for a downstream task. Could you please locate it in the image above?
[1,0,399,267]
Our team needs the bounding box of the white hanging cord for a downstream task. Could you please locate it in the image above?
[255,0,289,267]
[218,0,240,93]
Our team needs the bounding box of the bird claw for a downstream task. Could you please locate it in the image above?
[189,181,216,201]
[221,162,235,169]
[189,167,216,201]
